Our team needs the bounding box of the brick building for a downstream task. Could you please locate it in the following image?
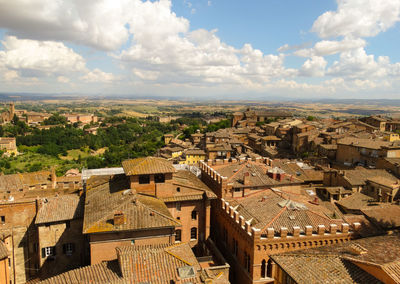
[122,157,216,248]
[0,169,81,199]
[37,242,230,283]
[0,241,10,284]
[271,234,400,284]
[83,174,180,264]
[35,195,85,278]
[199,157,302,199]
[0,199,39,283]
[214,190,354,284]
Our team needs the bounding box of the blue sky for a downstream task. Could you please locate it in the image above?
[0,0,399,99]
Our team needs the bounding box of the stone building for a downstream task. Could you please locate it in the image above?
[35,195,85,278]
[232,108,292,128]
[359,116,388,132]
[336,137,400,167]
[0,137,18,155]
[0,103,14,124]
[62,114,98,125]
[323,167,399,200]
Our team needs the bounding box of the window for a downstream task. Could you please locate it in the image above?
[63,243,74,256]
[191,210,197,220]
[0,216,5,223]
[176,202,181,211]
[177,217,181,220]
[65,221,70,229]
[42,246,55,258]
[175,229,182,242]
[139,175,150,184]
[176,187,181,192]
[190,227,197,240]
[154,174,165,183]
[232,238,238,256]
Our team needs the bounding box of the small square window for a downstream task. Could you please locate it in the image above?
[0,216,5,223]
[131,240,135,245]
[139,175,150,184]
[63,243,74,256]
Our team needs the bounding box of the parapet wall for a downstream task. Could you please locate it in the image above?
[220,198,356,242]
[199,157,274,185]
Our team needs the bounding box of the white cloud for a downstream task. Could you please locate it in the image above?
[300,56,327,77]
[0,36,86,78]
[0,0,132,50]
[208,1,212,7]
[312,0,400,38]
[327,47,388,78]
[80,68,117,83]
[57,76,70,83]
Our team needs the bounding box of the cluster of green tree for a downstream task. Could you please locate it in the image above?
[205,119,231,132]
[0,115,29,136]
[14,116,177,169]
[43,113,68,125]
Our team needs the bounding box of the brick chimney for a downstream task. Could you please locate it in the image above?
[114,212,126,225]
[243,172,250,186]
[51,167,57,189]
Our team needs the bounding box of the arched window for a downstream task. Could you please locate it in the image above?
[190,227,197,240]
[175,230,181,242]
[267,259,273,278]
[261,259,266,278]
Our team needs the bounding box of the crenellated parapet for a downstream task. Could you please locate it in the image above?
[220,198,354,245]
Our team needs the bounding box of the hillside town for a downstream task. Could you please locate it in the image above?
[0,102,399,284]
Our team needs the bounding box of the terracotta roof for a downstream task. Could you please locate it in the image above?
[212,161,300,188]
[341,168,397,186]
[227,189,344,235]
[0,241,8,259]
[336,192,375,211]
[185,149,206,155]
[272,234,400,284]
[83,175,179,234]
[361,204,400,229]
[271,254,381,284]
[36,194,84,224]
[0,171,51,191]
[122,157,176,176]
[158,170,216,202]
[39,243,228,284]
[338,137,400,149]
[287,234,400,266]
[117,243,201,283]
[38,260,123,284]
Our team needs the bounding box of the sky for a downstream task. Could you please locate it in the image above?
[0,0,400,99]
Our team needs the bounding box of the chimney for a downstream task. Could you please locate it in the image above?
[114,212,126,225]
[51,167,57,189]
[243,172,250,186]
